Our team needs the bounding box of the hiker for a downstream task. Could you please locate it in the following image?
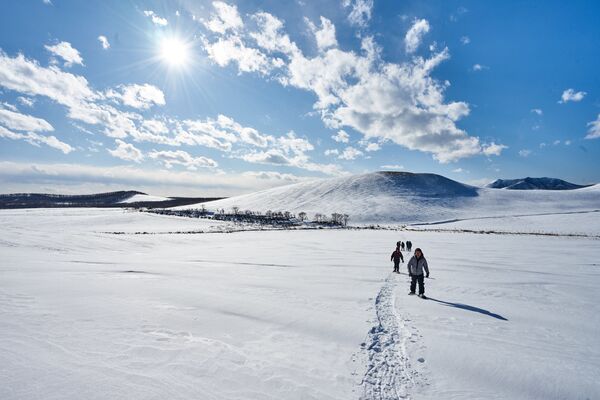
[407,248,429,298]
[406,240,412,252]
[400,241,405,251]
[390,245,404,273]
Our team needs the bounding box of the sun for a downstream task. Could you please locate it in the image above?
[159,37,190,68]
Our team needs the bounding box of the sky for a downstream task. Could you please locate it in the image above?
[0,0,599,196]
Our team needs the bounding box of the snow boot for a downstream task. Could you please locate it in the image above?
[408,291,415,295]
[418,294,428,299]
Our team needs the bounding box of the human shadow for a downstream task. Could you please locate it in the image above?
[427,297,508,321]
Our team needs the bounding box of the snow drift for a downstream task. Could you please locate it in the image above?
[188,172,600,224]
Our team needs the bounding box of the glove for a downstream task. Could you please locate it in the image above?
[426,273,430,278]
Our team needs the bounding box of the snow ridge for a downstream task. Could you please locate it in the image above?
[361,274,415,399]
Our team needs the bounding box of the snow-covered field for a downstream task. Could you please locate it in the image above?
[1,208,599,399]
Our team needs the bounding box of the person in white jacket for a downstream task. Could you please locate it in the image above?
[407,248,430,298]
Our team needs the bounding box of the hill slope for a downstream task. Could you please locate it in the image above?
[487,177,590,190]
[188,172,600,224]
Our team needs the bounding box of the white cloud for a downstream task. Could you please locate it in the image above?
[0,51,97,109]
[405,19,430,54]
[149,149,218,170]
[586,114,600,139]
[17,96,35,107]
[364,142,380,152]
[565,140,571,145]
[380,164,404,170]
[45,41,84,67]
[559,88,586,103]
[203,36,275,75]
[553,140,561,146]
[332,129,349,143]
[107,83,166,109]
[519,149,531,157]
[339,146,362,160]
[324,148,339,156]
[482,142,507,156]
[203,1,243,34]
[0,161,304,196]
[530,108,543,115]
[472,63,488,71]
[0,109,53,132]
[452,168,464,173]
[343,0,374,28]
[1,102,18,112]
[143,10,168,26]
[201,11,506,163]
[306,17,337,51]
[98,35,110,50]
[42,0,53,5]
[108,139,144,163]
[0,125,72,154]
[539,142,547,148]
[242,170,301,183]
[460,36,470,45]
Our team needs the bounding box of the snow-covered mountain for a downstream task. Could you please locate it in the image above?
[189,171,600,224]
[487,177,591,190]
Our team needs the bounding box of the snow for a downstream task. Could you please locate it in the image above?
[410,210,600,236]
[183,172,600,224]
[119,193,171,203]
[1,207,599,399]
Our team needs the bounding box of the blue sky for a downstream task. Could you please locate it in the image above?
[0,0,598,196]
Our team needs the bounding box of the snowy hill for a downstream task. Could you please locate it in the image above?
[189,171,600,224]
[487,177,591,190]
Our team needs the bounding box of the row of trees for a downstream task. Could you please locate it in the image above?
[147,206,349,227]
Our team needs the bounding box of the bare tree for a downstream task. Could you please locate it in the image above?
[298,212,307,222]
[232,206,239,215]
[343,214,349,226]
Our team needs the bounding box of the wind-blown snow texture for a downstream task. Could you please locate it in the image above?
[188,172,600,224]
[1,208,599,399]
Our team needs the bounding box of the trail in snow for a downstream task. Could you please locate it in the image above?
[360,274,421,400]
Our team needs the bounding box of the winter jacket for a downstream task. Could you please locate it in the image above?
[391,250,404,264]
[407,255,429,276]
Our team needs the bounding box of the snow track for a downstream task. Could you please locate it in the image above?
[361,274,416,400]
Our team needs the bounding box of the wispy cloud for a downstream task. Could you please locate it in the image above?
[519,149,532,157]
[559,88,586,103]
[405,19,430,53]
[332,129,349,143]
[342,0,374,28]
[143,10,168,26]
[97,35,110,50]
[108,139,144,162]
[586,114,600,139]
[45,41,84,67]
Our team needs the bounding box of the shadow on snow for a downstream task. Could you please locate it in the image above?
[427,297,508,321]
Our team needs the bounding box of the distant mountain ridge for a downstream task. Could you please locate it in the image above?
[487,177,591,190]
[0,191,223,209]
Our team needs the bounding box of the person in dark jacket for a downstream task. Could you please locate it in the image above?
[406,240,412,252]
[390,245,404,273]
[407,248,429,298]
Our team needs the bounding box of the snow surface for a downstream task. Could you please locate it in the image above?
[183,172,600,225]
[1,208,599,399]
[119,194,171,203]
[410,210,600,236]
